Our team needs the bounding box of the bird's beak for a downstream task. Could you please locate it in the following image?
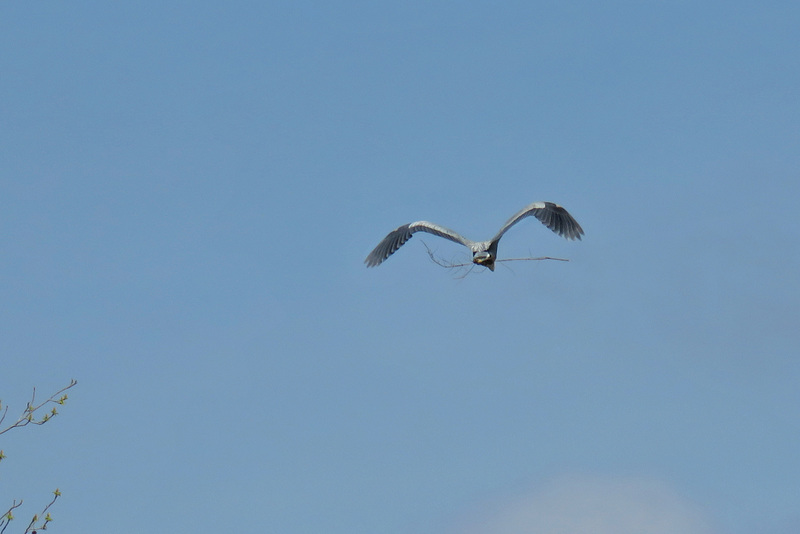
[473,252,495,271]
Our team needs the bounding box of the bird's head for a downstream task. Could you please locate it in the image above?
[472,251,496,271]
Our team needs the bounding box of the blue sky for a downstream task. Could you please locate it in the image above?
[1,1,799,533]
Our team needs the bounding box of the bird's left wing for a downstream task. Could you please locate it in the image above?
[365,221,472,267]
[490,201,584,244]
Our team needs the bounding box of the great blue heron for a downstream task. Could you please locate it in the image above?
[365,201,583,271]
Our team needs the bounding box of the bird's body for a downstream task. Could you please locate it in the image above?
[365,201,583,271]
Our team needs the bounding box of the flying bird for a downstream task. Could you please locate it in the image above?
[365,201,583,271]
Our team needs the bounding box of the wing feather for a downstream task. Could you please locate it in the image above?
[365,221,472,267]
[490,201,584,244]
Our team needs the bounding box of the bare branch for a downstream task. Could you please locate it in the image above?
[422,242,476,278]
[498,256,570,263]
[423,241,468,268]
[422,240,570,275]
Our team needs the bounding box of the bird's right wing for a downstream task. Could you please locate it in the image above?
[365,221,472,267]
[490,201,584,243]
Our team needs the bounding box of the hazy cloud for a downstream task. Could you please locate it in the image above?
[452,475,719,534]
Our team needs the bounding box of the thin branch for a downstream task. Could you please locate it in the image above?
[23,490,59,534]
[433,256,571,267]
[423,242,469,268]
[422,241,570,275]
[0,501,24,534]
[422,242,476,278]
[0,382,75,534]
[0,380,77,436]
[501,256,569,263]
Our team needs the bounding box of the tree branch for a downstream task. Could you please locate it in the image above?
[1,381,77,533]
[422,241,570,275]
[0,501,23,534]
[23,489,60,534]
[0,380,77,436]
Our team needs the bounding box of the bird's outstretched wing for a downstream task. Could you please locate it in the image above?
[365,221,472,267]
[490,201,584,244]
